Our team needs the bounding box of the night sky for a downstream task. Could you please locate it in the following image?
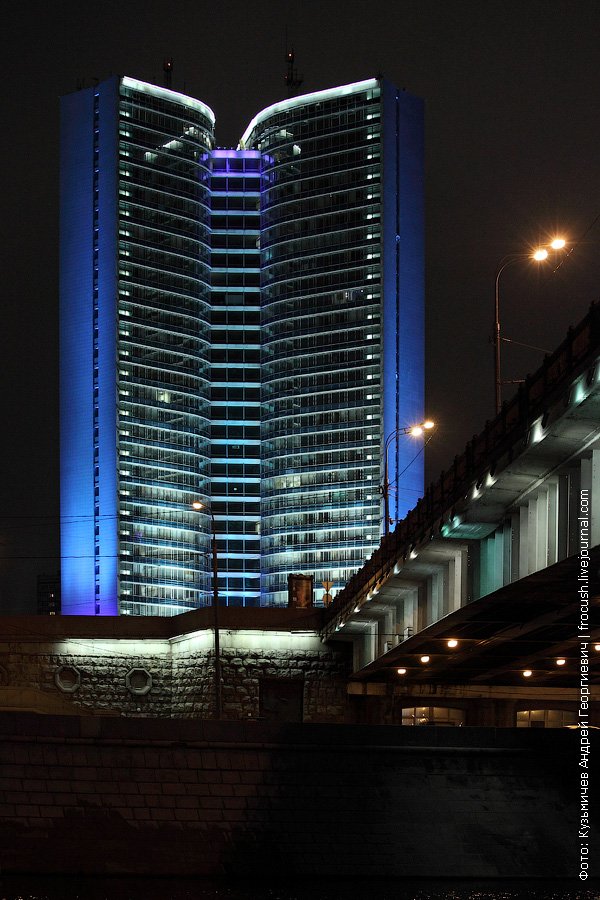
[2,0,600,611]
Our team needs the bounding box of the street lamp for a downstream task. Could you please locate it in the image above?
[381,420,435,536]
[192,500,221,719]
[494,237,567,414]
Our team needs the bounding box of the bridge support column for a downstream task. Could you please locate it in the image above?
[478,527,506,597]
[448,551,464,614]
[519,505,529,578]
[427,568,445,624]
[590,449,600,547]
[535,486,549,572]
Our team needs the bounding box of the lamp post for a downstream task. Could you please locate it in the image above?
[192,500,221,719]
[494,238,567,414]
[381,420,434,536]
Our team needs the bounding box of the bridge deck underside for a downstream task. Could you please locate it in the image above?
[351,548,600,687]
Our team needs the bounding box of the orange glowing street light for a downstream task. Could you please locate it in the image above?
[381,421,435,535]
[409,420,435,438]
[494,237,568,413]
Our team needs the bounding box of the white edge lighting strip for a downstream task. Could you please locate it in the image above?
[238,78,379,148]
[122,76,216,126]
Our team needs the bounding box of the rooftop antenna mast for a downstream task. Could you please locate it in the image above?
[284,45,303,95]
[163,58,173,89]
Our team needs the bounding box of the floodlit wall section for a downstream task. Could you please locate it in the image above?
[60,87,99,615]
[210,150,262,605]
[381,82,424,526]
[60,79,121,616]
[242,79,424,605]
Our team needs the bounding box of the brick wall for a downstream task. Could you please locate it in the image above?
[0,713,592,878]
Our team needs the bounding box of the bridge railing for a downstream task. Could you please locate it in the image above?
[324,301,600,629]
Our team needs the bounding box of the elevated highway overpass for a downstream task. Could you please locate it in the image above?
[322,303,600,720]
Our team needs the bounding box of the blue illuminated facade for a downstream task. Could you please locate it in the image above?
[61,77,214,616]
[60,76,423,613]
[209,150,262,605]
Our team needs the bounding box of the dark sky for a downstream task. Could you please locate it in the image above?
[2,0,600,611]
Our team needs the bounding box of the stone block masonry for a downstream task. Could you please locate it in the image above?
[0,609,594,728]
[0,713,595,878]
[0,609,350,722]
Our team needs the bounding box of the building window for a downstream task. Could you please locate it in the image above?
[516,709,577,728]
[401,706,465,727]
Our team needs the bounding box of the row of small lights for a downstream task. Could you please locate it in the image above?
[400,304,572,678]
[396,638,460,674]
[336,421,434,631]
[394,638,599,677]
[521,644,600,678]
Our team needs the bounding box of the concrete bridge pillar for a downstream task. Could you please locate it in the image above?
[581,448,600,547]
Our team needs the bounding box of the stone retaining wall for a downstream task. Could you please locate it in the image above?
[0,626,350,721]
[0,713,594,878]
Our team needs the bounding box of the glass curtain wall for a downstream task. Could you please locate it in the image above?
[241,80,385,605]
[115,78,214,615]
[210,150,262,605]
[61,75,422,615]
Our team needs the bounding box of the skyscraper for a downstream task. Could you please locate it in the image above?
[60,76,423,615]
[240,80,424,604]
[60,77,214,616]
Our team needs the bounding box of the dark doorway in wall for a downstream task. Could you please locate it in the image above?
[259,678,304,723]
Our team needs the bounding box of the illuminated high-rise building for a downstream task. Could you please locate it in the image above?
[60,76,423,614]
[60,76,214,616]
[240,80,424,604]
